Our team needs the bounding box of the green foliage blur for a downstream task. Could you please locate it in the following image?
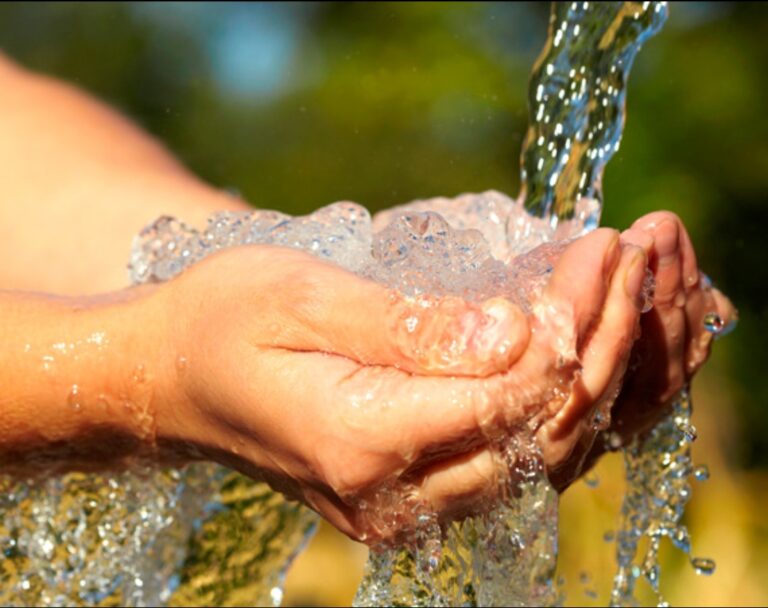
[1,3,766,605]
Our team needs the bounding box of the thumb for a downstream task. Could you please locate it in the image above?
[267,250,530,377]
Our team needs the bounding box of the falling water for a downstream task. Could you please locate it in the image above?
[519,0,669,230]
[0,2,723,607]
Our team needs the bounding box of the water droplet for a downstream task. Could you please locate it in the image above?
[703,312,724,334]
[175,355,188,373]
[132,364,146,384]
[693,464,710,482]
[691,557,716,576]
[679,422,697,442]
[41,354,55,372]
[583,472,600,488]
[67,385,82,411]
[606,431,623,450]
[270,586,284,605]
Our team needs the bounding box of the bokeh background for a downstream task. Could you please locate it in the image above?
[1,2,766,605]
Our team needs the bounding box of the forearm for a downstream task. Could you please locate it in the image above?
[0,53,249,295]
[0,287,170,474]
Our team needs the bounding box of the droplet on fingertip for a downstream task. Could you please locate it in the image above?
[703,312,724,334]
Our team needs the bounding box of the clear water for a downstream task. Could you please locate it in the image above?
[0,464,317,606]
[0,2,719,607]
[354,429,560,608]
[610,390,715,607]
[519,1,669,230]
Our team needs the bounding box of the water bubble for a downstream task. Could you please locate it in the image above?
[703,312,724,334]
[693,464,710,482]
[606,431,623,450]
[677,422,698,443]
[691,557,716,576]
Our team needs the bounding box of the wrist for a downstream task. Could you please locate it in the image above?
[0,286,171,474]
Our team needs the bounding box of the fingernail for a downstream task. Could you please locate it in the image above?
[624,250,647,307]
[475,300,512,354]
[603,232,622,276]
[475,298,528,364]
[620,229,654,256]
[654,219,679,265]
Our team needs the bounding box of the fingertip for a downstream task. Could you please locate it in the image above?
[475,297,531,371]
[620,227,655,258]
[541,228,621,352]
[418,447,501,522]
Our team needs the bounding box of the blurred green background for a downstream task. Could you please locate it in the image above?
[1,2,766,605]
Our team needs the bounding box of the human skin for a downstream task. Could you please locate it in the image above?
[0,54,734,542]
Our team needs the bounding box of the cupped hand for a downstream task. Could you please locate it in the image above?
[548,211,737,489]
[614,212,736,432]
[149,227,647,543]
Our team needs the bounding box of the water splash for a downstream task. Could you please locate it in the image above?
[610,389,715,607]
[354,432,560,608]
[0,464,317,606]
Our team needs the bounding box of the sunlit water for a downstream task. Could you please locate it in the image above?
[0,2,726,607]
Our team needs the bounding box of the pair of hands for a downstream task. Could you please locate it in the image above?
[142,210,733,543]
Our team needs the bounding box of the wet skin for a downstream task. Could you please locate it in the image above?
[0,213,735,544]
[0,53,735,544]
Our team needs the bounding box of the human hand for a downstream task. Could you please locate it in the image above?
[147,228,646,543]
[547,211,737,489]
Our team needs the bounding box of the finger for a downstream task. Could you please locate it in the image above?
[684,285,737,375]
[637,214,684,306]
[537,245,646,467]
[417,446,501,522]
[633,215,688,401]
[632,211,698,291]
[620,227,655,261]
[712,287,738,332]
[266,248,530,377]
[538,227,622,357]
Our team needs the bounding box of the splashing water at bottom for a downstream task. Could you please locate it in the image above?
[354,431,560,607]
[610,389,715,607]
